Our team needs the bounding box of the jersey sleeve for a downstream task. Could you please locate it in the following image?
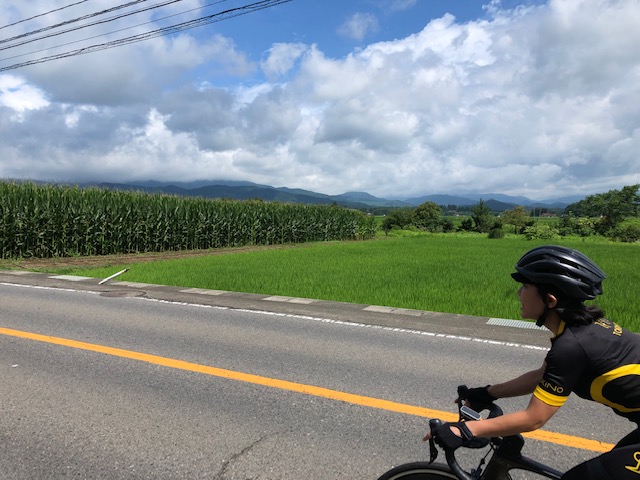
[534,332,588,407]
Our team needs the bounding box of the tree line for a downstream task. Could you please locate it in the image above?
[381,185,640,242]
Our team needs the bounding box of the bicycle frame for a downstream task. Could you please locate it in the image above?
[474,434,563,479]
[430,426,563,480]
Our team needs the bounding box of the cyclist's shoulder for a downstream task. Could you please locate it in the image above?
[548,325,587,360]
[568,318,637,341]
[551,318,640,356]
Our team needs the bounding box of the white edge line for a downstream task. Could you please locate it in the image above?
[0,282,549,352]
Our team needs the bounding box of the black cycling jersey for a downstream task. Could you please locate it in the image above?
[534,318,640,424]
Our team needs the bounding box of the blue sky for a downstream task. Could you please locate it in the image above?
[194,1,542,84]
[212,1,490,59]
[0,0,638,200]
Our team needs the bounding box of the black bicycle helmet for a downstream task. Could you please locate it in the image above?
[511,245,606,302]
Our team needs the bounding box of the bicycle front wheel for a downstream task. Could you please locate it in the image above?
[377,462,458,479]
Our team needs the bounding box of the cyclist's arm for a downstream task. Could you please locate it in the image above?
[467,394,559,438]
[422,395,558,442]
[486,362,545,399]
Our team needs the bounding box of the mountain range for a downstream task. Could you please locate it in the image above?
[95,180,584,211]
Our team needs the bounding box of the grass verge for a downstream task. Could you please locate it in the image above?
[26,234,640,330]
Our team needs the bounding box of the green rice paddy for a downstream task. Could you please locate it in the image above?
[54,234,640,330]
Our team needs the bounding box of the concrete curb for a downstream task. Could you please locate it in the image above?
[0,270,553,348]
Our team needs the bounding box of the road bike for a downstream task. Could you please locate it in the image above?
[377,386,564,479]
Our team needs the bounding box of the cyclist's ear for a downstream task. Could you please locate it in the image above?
[545,293,558,309]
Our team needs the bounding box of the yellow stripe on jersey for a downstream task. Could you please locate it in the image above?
[534,385,568,407]
[591,364,640,413]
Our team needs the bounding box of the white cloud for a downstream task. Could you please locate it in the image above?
[390,0,417,12]
[0,75,49,112]
[151,34,256,75]
[260,43,308,79]
[1,0,639,201]
[337,13,380,41]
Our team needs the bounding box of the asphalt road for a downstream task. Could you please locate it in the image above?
[0,271,633,479]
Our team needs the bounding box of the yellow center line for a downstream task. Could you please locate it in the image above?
[0,326,613,453]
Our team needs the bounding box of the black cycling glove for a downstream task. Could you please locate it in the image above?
[433,422,475,451]
[465,385,496,411]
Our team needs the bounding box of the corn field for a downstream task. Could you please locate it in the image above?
[0,181,378,259]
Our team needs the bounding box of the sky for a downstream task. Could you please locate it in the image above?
[0,0,638,201]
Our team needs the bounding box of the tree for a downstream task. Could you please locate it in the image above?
[458,218,474,232]
[565,185,640,235]
[614,224,640,243]
[413,201,442,232]
[524,223,557,240]
[381,207,415,234]
[502,206,530,234]
[471,199,494,233]
[557,214,596,237]
[597,185,640,234]
[441,218,455,232]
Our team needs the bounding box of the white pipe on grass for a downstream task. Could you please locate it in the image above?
[99,268,129,285]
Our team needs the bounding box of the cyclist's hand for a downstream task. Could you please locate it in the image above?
[424,423,464,450]
[459,385,495,411]
[423,423,466,450]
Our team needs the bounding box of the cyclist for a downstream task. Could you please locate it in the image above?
[424,245,640,479]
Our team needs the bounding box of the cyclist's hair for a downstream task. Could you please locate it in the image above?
[536,285,605,326]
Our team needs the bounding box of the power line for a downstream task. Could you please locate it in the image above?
[0,0,192,52]
[0,0,92,31]
[1,1,227,63]
[0,0,153,46]
[0,0,293,73]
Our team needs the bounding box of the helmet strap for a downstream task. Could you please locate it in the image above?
[536,306,548,327]
[535,286,555,327]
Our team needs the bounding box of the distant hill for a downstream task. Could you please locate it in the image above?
[91,181,581,211]
[403,194,478,207]
[95,182,386,210]
[403,195,521,211]
[332,191,408,207]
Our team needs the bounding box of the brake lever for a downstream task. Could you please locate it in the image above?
[428,418,442,464]
[457,385,469,420]
[428,437,438,463]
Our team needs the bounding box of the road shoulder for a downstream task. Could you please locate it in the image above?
[0,270,553,348]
